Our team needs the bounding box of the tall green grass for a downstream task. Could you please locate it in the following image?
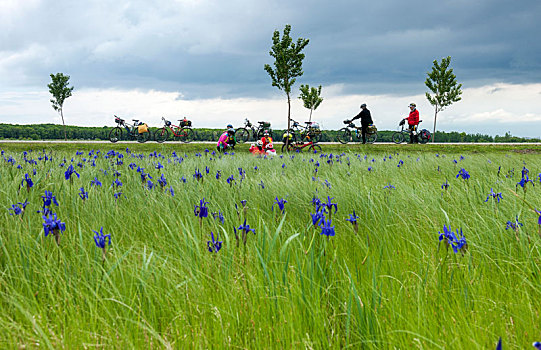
[0,144,540,348]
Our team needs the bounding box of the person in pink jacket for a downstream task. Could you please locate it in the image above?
[217,128,236,151]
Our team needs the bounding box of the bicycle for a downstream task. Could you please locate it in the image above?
[235,118,274,143]
[337,120,377,144]
[285,119,323,143]
[109,115,152,143]
[392,119,431,144]
[281,138,322,153]
[154,117,195,143]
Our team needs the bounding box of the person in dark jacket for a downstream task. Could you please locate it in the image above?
[350,103,373,144]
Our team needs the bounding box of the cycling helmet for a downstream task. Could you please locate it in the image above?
[227,124,233,129]
[263,130,269,136]
[409,103,416,108]
[360,103,367,108]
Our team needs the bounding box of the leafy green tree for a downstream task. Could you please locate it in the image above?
[48,73,74,141]
[264,24,309,133]
[425,56,462,142]
[298,84,323,122]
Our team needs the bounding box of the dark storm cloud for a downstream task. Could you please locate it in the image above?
[1,0,540,98]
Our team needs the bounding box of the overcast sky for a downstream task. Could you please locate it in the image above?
[1,0,541,137]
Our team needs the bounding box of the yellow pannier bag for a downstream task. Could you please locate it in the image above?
[138,123,148,134]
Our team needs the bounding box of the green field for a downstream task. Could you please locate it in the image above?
[1,142,540,348]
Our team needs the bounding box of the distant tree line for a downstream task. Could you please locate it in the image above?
[0,123,539,143]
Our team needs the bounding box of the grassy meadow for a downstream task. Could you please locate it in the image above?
[1,142,540,348]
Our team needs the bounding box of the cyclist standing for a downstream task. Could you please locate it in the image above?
[349,103,373,144]
[403,103,420,143]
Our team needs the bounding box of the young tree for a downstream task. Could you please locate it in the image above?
[48,73,74,141]
[425,56,462,142]
[264,24,309,133]
[298,84,323,122]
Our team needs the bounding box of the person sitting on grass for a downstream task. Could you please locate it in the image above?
[217,128,236,152]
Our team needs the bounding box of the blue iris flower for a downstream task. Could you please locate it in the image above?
[9,200,28,216]
[517,175,534,189]
[207,232,223,253]
[438,225,467,253]
[319,217,335,237]
[456,168,470,180]
[21,173,34,189]
[346,210,359,224]
[43,213,66,237]
[194,198,209,218]
[64,164,80,180]
[272,197,287,213]
[193,169,203,181]
[505,216,523,230]
[79,187,89,200]
[484,188,503,203]
[311,212,324,225]
[41,190,59,208]
[324,196,337,214]
[88,177,101,187]
[441,181,449,190]
[212,211,225,224]
[93,227,111,249]
[158,174,167,187]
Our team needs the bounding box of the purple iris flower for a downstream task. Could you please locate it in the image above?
[21,173,34,189]
[319,217,335,237]
[456,168,470,180]
[90,177,102,187]
[272,197,287,213]
[484,188,502,203]
[93,227,111,249]
[207,232,223,253]
[438,225,467,253]
[194,198,209,218]
[79,187,89,200]
[64,164,80,180]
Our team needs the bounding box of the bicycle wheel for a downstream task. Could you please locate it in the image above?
[155,127,169,143]
[336,128,351,144]
[419,129,431,144]
[136,130,151,143]
[178,128,195,143]
[281,140,295,153]
[392,132,405,144]
[109,127,122,143]
[235,128,250,143]
[309,144,322,152]
[366,132,377,144]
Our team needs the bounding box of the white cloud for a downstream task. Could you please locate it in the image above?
[1,82,540,138]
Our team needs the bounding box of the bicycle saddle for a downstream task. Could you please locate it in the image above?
[257,121,266,124]
[304,121,312,124]
[132,119,139,123]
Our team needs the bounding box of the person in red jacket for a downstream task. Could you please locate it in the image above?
[403,103,420,143]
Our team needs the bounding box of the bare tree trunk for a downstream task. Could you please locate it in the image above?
[432,107,438,143]
[309,108,313,122]
[61,108,67,141]
[287,92,291,133]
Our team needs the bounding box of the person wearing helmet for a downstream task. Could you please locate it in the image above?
[403,103,420,143]
[217,128,236,151]
[348,103,373,144]
[261,130,273,150]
